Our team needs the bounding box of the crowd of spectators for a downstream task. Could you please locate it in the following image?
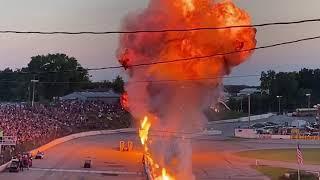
[0,100,130,148]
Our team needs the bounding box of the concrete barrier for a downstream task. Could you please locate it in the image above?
[30,128,136,156]
[209,113,274,124]
[271,135,291,140]
[291,135,320,140]
[234,129,258,139]
[235,129,292,140]
[0,161,10,172]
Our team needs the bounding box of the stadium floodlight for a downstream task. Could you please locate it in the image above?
[31,79,39,107]
[276,96,283,115]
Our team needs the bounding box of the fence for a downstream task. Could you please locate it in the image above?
[210,113,274,124]
[291,135,320,140]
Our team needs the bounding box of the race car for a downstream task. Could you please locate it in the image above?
[35,151,45,159]
[9,159,20,173]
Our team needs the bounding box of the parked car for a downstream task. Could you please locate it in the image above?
[311,132,320,136]
[250,123,265,129]
[264,122,279,127]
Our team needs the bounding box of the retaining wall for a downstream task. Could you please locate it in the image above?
[209,113,274,124]
[0,161,10,173]
[30,128,135,156]
[235,128,292,140]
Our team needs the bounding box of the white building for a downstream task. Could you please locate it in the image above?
[60,90,120,104]
[237,88,261,96]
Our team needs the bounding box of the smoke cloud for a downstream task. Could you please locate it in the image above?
[117,0,256,179]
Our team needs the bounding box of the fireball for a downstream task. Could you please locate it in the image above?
[118,0,256,179]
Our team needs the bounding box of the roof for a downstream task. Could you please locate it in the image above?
[239,88,260,92]
[61,90,120,100]
[78,91,120,98]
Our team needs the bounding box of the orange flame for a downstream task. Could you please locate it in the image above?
[120,92,129,110]
[139,116,151,145]
[139,116,176,179]
[182,0,195,16]
[155,168,174,180]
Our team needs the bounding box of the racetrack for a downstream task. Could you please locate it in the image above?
[0,132,269,180]
[2,128,320,180]
[0,133,145,180]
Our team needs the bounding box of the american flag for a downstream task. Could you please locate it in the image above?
[296,144,304,165]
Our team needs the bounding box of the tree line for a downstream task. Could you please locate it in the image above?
[0,53,125,102]
[228,68,320,114]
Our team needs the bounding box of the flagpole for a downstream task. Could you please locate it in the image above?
[297,142,301,180]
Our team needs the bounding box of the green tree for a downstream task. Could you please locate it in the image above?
[112,75,125,93]
[260,70,276,92]
[25,53,90,100]
[271,72,299,111]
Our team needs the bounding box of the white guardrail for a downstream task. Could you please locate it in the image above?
[0,161,10,172]
[234,129,291,139]
[29,128,136,156]
[209,113,274,124]
[0,128,135,172]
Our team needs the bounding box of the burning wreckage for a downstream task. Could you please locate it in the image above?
[118,0,257,179]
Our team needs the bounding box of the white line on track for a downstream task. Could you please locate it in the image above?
[29,168,143,176]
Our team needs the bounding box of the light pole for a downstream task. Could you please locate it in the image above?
[306,93,311,109]
[31,79,39,107]
[240,97,243,112]
[314,104,320,139]
[276,96,282,115]
[248,94,251,127]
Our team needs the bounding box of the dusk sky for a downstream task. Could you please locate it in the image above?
[0,0,320,85]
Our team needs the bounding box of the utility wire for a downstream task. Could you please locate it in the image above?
[0,18,320,35]
[0,34,320,75]
[131,75,260,84]
[126,35,320,68]
[41,35,320,71]
[0,74,261,85]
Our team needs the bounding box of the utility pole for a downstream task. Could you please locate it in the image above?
[248,94,251,127]
[276,96,282,115]
[240,97,243,112]
[306,93,311,109]
[31,79,39,107]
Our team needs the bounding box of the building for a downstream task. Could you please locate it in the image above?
[60,90,120,104]
[237,88,261,96]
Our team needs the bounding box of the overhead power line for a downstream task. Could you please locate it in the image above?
[131,75,260,84]
[0,74,260,85]
[1,34,320,75]
[1,18,320,35]
[125,35,320,68]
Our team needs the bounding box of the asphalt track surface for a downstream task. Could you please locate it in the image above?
[0,133,145,180]
[0,133,272,180]
[1,115,319,180]
[0,134,276,180]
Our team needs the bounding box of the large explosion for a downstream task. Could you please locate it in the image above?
[117,0,256,179]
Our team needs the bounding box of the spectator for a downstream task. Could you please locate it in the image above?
[0,101,130,148]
